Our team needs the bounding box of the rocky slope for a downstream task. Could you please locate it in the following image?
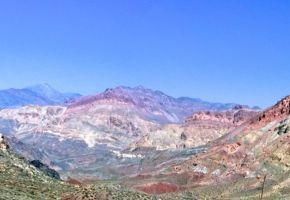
[0,134,73,199]
[130,106,259,150]
[131,95,290,199]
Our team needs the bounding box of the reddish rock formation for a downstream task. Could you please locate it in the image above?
[137,182,178,194]
[186,107,259,126]
[66,177,82,186]
[255,95,290,124]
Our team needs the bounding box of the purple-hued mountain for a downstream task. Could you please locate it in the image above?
[0,83,81,108]
[69,86,257,123]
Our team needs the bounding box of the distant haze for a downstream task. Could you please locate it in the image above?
[0,1,290,108]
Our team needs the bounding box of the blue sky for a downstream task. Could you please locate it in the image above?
[0,0,290,108]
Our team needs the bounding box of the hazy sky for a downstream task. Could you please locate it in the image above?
[0,0,290,108]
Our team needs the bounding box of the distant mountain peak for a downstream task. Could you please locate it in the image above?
[135,85,146,90]
[32,83,53,88]
[0,84,81,108]
[25,83,60,95]
[26,83,55,90]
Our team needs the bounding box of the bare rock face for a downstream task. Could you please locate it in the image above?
[256,95,290,124]
[185,106,259,126]
[108,116,140,135]
[29,160,60,180]
[0,134,9,150]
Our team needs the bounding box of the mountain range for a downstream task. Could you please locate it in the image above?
[6,84,290,199]
[0,83,81,109]
[69,86,258,124]
[0,85,259,178]
[0,84,258,115]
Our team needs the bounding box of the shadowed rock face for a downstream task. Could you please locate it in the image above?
[0,134,9,150]
[30,160,61,180]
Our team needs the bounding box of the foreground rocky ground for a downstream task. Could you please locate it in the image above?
[0,151,155,200]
